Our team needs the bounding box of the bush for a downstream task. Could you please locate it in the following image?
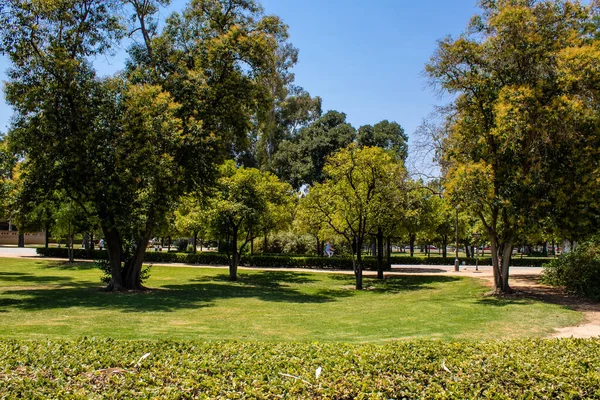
[254,232,316,255]
[37,247,107,259]
[541,237,600,299]
[1,338,600,399]
[172,238,189,252]
[242,255,382,270]
[95,258,152,286]
[388,255,551,267]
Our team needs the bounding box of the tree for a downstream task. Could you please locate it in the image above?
[174,196,211,253]
[301,145,407,289]
[247,87,322,170]
[207,161,293,281]
[357,120,408,161]
[426,0,600,293]
[273,111,356,189]
[0,137,14,221]
[1,0,297,290]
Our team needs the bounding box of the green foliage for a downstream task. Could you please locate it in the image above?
[426,0,600,292]
[255,231,316,254]
[357,120,408,161]
[1,338,600,398]
[541,237,600,299]
[273,111,356,188]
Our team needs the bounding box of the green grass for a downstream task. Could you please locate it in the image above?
[0,258,582,341]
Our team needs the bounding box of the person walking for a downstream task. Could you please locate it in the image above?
[324,242,334,258]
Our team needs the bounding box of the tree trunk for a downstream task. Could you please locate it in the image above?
[192,231,198,254]
[263,233,268,253]
[18,232,24,248]
[230,227,239,281]
[44,224,50,248]
[83,232,90,258]
[465,243,471,258]
[167,236,171,252]
[102,225,124,291]
[376,228,384,279]
[542,242,548,257]
[316,237,322,257]
[68,234,74,262]
[490,236,513,293]
[123,231,152,290]
[355,237,363,290]
[409,234,416,257]
[386,236,392,270]
[371,238,377,257]
[90,232,95,251]
[442,235,447,258]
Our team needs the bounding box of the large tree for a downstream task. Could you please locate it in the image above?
[426,0,600,293]
[207,161,293,281]
[301,145,407,289]
[1,0,296,290]
[273,111,356,189]
[357,120,408,161]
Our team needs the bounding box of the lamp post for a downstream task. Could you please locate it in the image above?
[454,205,460,272]
[474,232,481,272]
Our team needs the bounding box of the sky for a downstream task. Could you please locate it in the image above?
[0,0,480,153]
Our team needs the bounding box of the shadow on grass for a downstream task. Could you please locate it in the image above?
[474,297,536,307]
[0,270,464,313]
[0,271,74,284]
[329,274,461,293]
[43,261,99,271]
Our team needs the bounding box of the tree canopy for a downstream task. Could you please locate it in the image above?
[426,0,600,293]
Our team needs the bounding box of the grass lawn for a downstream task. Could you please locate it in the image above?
[0,258,582,341]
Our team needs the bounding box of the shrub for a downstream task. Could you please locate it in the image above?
[242,255,382,270]
[1,338,600,399]
[388,255,550,267]
[37,247,107,259]
[541,237,600,299]
[96,258,152,286]
[254,232,316,255]
[172,238,189,252]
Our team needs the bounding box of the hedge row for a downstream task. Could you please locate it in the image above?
[35,248,382,270]
[388,255,551,267]
[36,247,550,268]
[1,338,599,399]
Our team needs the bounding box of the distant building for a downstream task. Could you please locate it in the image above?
[0,221,45,245]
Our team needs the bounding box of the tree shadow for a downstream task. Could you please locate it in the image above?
[0,271,341,313]
[329,274,462,293]
[391,267,449,274]
[192,271,320,287]
[0,271,74,284]
[474,296,536,307]
[0,270,464,314]
[42,261,99,271]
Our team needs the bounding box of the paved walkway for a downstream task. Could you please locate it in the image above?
[1,248,597,338]
[0,246,38,258]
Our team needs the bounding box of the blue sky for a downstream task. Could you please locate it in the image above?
[0,0,480,149]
